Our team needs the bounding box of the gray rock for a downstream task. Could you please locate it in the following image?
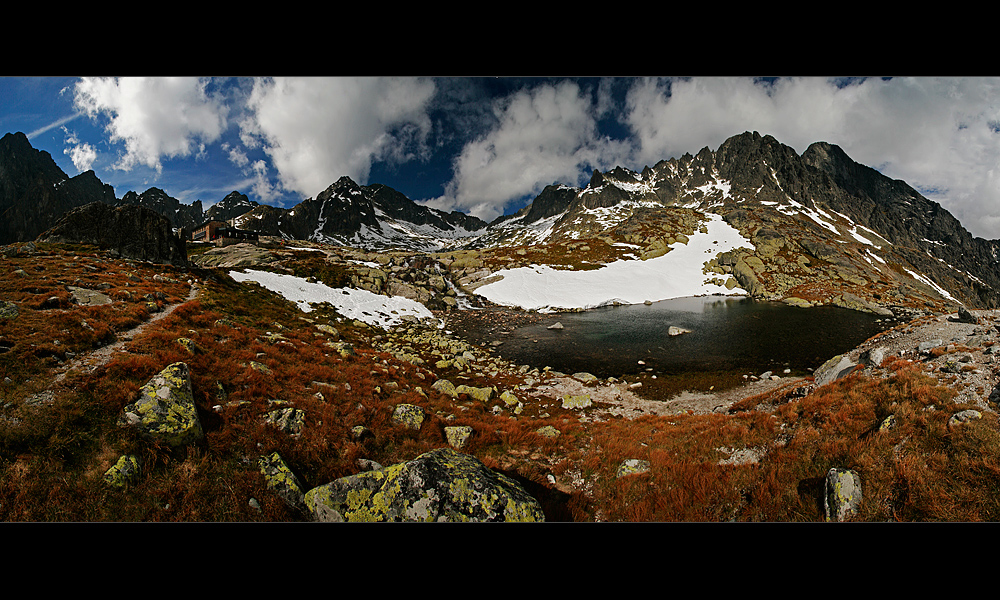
[67,286,112,306]
[547,322,564,330]
[861,347,888,368]
[303,448,544,522]
[948,409,982,429]
[814,354,857,387]
[668,326,692,336]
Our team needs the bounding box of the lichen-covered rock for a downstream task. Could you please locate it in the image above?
[259,452,305,510]
[616,459,651,478]
[303,448,545,522]
[249,361,272,374]
[0,300,18,320]
[175,337,196,355]
[392,403,425,430]
[352,425,374,441]
[571,372,598,384]
[264,407,306,436]
[824,467,862,522]
[948,409,982,429]
[103,455,141,489]
[535,425,561,438]
[456,384,494,402]
[562,394,592,409]
[119,362,204,448]
[445,425,473,449]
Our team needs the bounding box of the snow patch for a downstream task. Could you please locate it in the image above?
[475,213,754,311]
[229,269,433,328]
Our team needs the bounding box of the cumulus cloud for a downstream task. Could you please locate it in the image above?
[241,77,436,199]
[622,76,1000,239]
[427,80,631,222]
[73,77,228,174]
[60,127,96,172]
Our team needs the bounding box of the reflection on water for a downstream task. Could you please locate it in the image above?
[487,295,897,379]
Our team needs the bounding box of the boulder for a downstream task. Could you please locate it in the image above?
[667,326,692,336]
[119,362,204,448]
[303,448,545,522]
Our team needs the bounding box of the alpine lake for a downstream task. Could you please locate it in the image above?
[452,295,906,399]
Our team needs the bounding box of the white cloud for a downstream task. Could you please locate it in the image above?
[242,77,436,199]
[622,76,1000,239]
[429,80,631,222]
[64,142,97,172]
[60,126,96,172]
[73,77,228,174]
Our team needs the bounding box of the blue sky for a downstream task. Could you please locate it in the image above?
[2,76,1000,239]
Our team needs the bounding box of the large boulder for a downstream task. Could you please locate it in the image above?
[303,448,545,522]
[119,362,204,448]
[37,202,187,267]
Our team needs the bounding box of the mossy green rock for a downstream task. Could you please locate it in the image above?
[303,448,544,522]
[119,362,204,448]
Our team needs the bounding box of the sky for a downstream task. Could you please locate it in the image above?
[2,76,1000,240]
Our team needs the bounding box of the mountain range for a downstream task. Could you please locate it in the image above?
[3,129,999,311]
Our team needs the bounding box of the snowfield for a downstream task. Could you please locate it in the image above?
[229,269,434,328]
[475,212,756,312]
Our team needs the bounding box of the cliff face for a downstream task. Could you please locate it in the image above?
[0,132,116,245]
[37,202,188,267]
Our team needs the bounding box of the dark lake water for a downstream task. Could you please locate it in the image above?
[481,296,900,380]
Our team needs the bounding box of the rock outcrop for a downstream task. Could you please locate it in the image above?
[37,202,188,267]
[303,447,545,522]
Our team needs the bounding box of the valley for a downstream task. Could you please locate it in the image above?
[3,129,1000,521]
